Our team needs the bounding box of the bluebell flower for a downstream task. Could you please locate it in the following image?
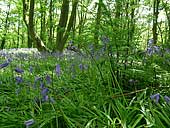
[29,66,33,73]
[147,39,154,47]
[89,44,95,56]
[40,82,45,89]
[150,93,160,103]
[56,64,61,76]
[101,36,110,44]
[147,47,153,56]
[41,87,49,102]
[79,64,88,71]
[15,76,23,84]
[164,96,170,104]
[79,64,83,70]
[24,119,35,127]
[33,76,42,88]
[42,95,49,102]
[7,58,12,63]
[0,61,9,69]
[15,68,24,74]
[35,76,42,82]
[41,88,49,96]
[46,75,51,84]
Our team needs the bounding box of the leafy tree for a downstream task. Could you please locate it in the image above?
[0,2,10,49]
[22,0,47,51]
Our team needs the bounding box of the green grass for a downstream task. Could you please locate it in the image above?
[0,50,170,128]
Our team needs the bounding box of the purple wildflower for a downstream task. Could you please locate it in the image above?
[41,87,49,102]
[45,75,51,84]
[15,76,23,84]
[79,64,83,70]
[88,44,95,55]
[7,58,12,63]
[41,88,49,96]
[15,68,24,74]
[147,47,153,56]
[79,64,88,71]
[150,93,160,103]
[42,95,49,102]
[0,61,9,69]
[35,76,42,82]
[33,76,42,88]
[24,119,35,127]
[164,96,170,104]
[40,82,45,89]
[148,39,154,47]
[101,36,110,44]
[29,66,33,73]
[56,64,61,76]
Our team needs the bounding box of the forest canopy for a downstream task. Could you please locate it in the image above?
[0,0,170,52]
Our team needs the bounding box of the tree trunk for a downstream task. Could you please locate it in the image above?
[56,0,70,52]
[17,16,20,48]
[62,0,78,47]
[40,0,47,44]
[55,0,79,52]
[152,0,160,44]
[22,0,47,51]
[48,0,53,48]
[94,0,102,47]
[162,1,170,44]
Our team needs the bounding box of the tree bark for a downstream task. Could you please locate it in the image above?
[63,0,78,46]
[22,0,47,51]
[94,0,102,47]
[48,0,53,48]
[40,0,47,44]
[162,1,170,44]
[56,0,70,52]
[152,0,160,44]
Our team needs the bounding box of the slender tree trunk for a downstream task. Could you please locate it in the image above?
[17,16,20,48]
[94,0,102,47]
[78,0,87,37]
[162,1,170,44]
[48,0,53,48]
[56,0,69,52]
[152,0,160,44]
[129,0,135,42]
[22,0,31,47]
[28,0,35,48]
[22,0,47,51]
[40,0,47,44]
[62,0,78,46]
